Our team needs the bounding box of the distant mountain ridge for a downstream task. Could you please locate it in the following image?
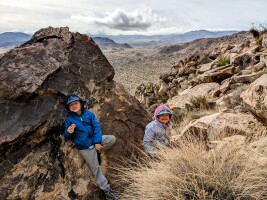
[0,32,31,47]
[0,30,238,50]
[91,30,238,47]
[92,37,133,50]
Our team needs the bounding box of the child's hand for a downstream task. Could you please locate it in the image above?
[170,137,180,147]
[95,144,103,151]
[67,124,76,134]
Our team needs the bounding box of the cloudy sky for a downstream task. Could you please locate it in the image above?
[0,0,266,35]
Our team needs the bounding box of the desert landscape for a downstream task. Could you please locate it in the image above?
[100,31,247,95]
[1,0,267,199]
[1,26,267,199]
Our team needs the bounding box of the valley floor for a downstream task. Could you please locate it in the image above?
[103,48,175,95]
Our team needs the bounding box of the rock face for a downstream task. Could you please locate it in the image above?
[134,30,267,115]
[181,112,264,141]
[167,82,219,109]
[208,135,267,168]
[241,74,267,122]
[0,27,149,199]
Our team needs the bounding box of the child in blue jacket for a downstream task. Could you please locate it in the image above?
[64,94,119,200]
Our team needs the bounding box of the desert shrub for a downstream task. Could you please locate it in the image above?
[256,34,264,46]
[216,56,229,67]
[190,96,209,110]
[171,107,208,125]
[249,24,267,41]
[171,108,187,124]
[249,27,260,38]
[117,138,267,200]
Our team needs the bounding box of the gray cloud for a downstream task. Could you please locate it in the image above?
[93,7,167,31]
[1,0,267,34]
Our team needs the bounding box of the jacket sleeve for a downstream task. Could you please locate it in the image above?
[90,112,103,144]
[142,126,157,155]
[64,117,73,140]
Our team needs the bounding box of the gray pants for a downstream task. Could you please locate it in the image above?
[79,135,116,190]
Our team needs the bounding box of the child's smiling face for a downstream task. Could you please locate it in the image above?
[69,100,82,114]
[158,114,170,124]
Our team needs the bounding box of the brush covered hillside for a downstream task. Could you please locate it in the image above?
[103,31,248,96]
[115,29,267,199]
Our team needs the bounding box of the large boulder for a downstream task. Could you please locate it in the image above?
[208,135,267,167]
[196,65,241,84]
[0,27,149,199]
[168,82,219,109]
[241,74,267,122]
[181,112,265,141]
[231,47,258,68]
[231,70,266,84]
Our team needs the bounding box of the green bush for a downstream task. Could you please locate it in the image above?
[171,108,186,124]
[216,56,229,67]
[190,96,208,110]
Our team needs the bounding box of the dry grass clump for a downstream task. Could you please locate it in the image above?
[116,138,267,200]
[189,96,208,110]
[249,24,267,46]
[249,28,261,39]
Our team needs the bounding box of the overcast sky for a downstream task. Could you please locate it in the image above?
[0,0,266,35]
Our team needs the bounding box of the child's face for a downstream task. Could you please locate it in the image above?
[158,114,170,124]
[69,100,82,114]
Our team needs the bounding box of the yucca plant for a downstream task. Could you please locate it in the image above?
[216,56,229,67]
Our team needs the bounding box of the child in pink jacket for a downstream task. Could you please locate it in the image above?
[143,105,173,156]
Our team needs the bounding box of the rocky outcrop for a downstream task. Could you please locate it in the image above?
[132,29,267,165]
[0,27,149,199]
[135,30,267,114]
[208,135,267,167]
[167,82,219,109]
[181,112,265,142]
[241,74,267,123]
[103,29,267,199]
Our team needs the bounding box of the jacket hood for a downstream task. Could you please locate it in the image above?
[154,105,172,123]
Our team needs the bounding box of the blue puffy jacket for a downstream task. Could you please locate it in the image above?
[64,110,102,150]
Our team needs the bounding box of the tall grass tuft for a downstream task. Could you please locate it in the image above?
[216,56,229,67]
[116,138,267,200]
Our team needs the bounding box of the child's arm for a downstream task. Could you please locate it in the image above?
[90,112,103,145]
[64,119,74,139]
[143,127,157,155]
